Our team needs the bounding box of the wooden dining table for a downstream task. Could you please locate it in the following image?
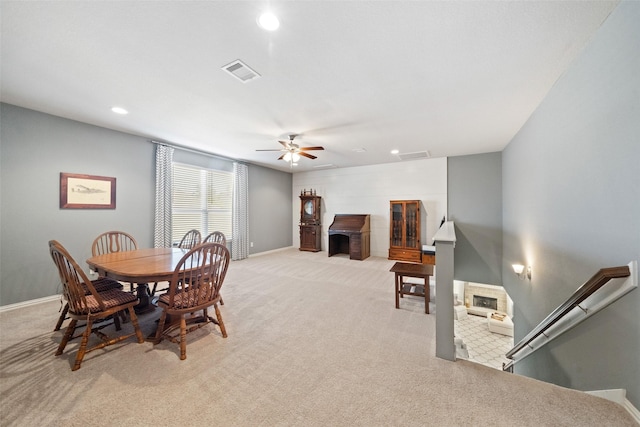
[86,247,190,314]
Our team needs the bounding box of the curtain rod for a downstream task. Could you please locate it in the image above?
[150,139,245,164]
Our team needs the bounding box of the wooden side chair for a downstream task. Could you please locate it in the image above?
[92,230,138,255]
[203,231,226,246]
[53,276,123,331]
[178,229,201,249]
[49,240,144,371]
[153,242,230,360]
[202,231,227,305]
[151,229,203,298]
[150,229,202,298]
[92,231,138,292]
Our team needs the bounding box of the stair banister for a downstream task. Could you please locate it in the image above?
[504,261,636,372]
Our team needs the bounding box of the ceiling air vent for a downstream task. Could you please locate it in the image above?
[222,60,260,83]
[397,151,431,161]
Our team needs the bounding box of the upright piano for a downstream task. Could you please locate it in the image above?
[328,214,371,260]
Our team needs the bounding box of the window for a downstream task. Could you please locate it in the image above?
[172,162,233,245]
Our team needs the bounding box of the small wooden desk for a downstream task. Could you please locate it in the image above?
[87,248,190,313]
[390,262,434,314]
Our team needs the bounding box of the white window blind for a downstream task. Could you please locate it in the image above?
[172,162,233,245]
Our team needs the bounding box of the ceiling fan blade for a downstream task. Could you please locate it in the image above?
[277,153,286,160]
[299,152,317,160]
[298,146,324,151]
[278,140,290,148]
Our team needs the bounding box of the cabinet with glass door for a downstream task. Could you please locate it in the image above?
[388,200,422,263]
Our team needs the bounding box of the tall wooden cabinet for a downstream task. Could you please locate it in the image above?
[388,200,423,263]
[299,190,322,252]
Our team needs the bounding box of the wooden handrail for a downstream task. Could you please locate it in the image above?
[504,265,631,369]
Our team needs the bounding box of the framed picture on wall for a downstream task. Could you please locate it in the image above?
[60,172,116,209]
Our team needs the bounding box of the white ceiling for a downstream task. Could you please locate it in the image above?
[1,1,618,173]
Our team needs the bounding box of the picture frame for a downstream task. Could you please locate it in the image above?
[60,172,116,209]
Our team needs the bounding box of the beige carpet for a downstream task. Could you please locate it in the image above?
[0,248,636,426]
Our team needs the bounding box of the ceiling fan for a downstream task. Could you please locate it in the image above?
[256,134,324,163]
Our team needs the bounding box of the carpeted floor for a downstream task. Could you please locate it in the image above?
[0,248,636,426]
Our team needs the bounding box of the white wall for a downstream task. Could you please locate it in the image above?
[292,158,447,257]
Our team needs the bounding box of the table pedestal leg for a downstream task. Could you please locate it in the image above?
[134,283,155,314]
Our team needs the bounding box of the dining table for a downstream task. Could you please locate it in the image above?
[86,247,190,314]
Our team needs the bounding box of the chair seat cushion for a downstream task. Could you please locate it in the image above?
[158,287,215,310]
[71,289,137,315]
[87,277,123,294]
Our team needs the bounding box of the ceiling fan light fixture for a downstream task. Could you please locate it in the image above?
[283,152,300,162]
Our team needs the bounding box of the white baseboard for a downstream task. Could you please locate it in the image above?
[1,248,297,311]
[0,294,60,313]
[586,389,640,424]
[624,399,640,424]
[247,246,296,258]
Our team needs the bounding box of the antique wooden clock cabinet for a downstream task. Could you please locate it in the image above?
[299,189,322,252]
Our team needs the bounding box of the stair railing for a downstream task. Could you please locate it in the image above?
[503,261,636,372]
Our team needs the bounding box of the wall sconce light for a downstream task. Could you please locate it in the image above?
[512,264,532,280]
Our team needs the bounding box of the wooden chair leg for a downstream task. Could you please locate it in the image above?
[219,296,224,306]
[54,303,70,331]
[214,304,227,338]
[127,307,144,343]
[56,319,76,356]
[72,318,93,371]
[150,282,167,297]
[179,315,187,360]
[153,311,168,344]
[113,311,122,331]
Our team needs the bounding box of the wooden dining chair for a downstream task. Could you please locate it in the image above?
[177,229,202,249]
[150,229,202,298]
[203,231,226,246]
[92,230,138,255]
[92,231,138,292]
[202,231,227,305]
[49,240,144,371]
[153,242,230,360]
[53,276,123,331]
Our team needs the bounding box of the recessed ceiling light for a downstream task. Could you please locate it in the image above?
[257,12,279,31]
[390,149,399,155]
[111,107,128,115]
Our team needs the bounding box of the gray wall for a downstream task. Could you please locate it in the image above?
[448,152,502,286]
[248,165,293,253]
[502,1,640,408]
[0,103,293,306]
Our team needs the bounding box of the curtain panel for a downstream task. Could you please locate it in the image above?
[232,162,249,260]
[154,144,174,248]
